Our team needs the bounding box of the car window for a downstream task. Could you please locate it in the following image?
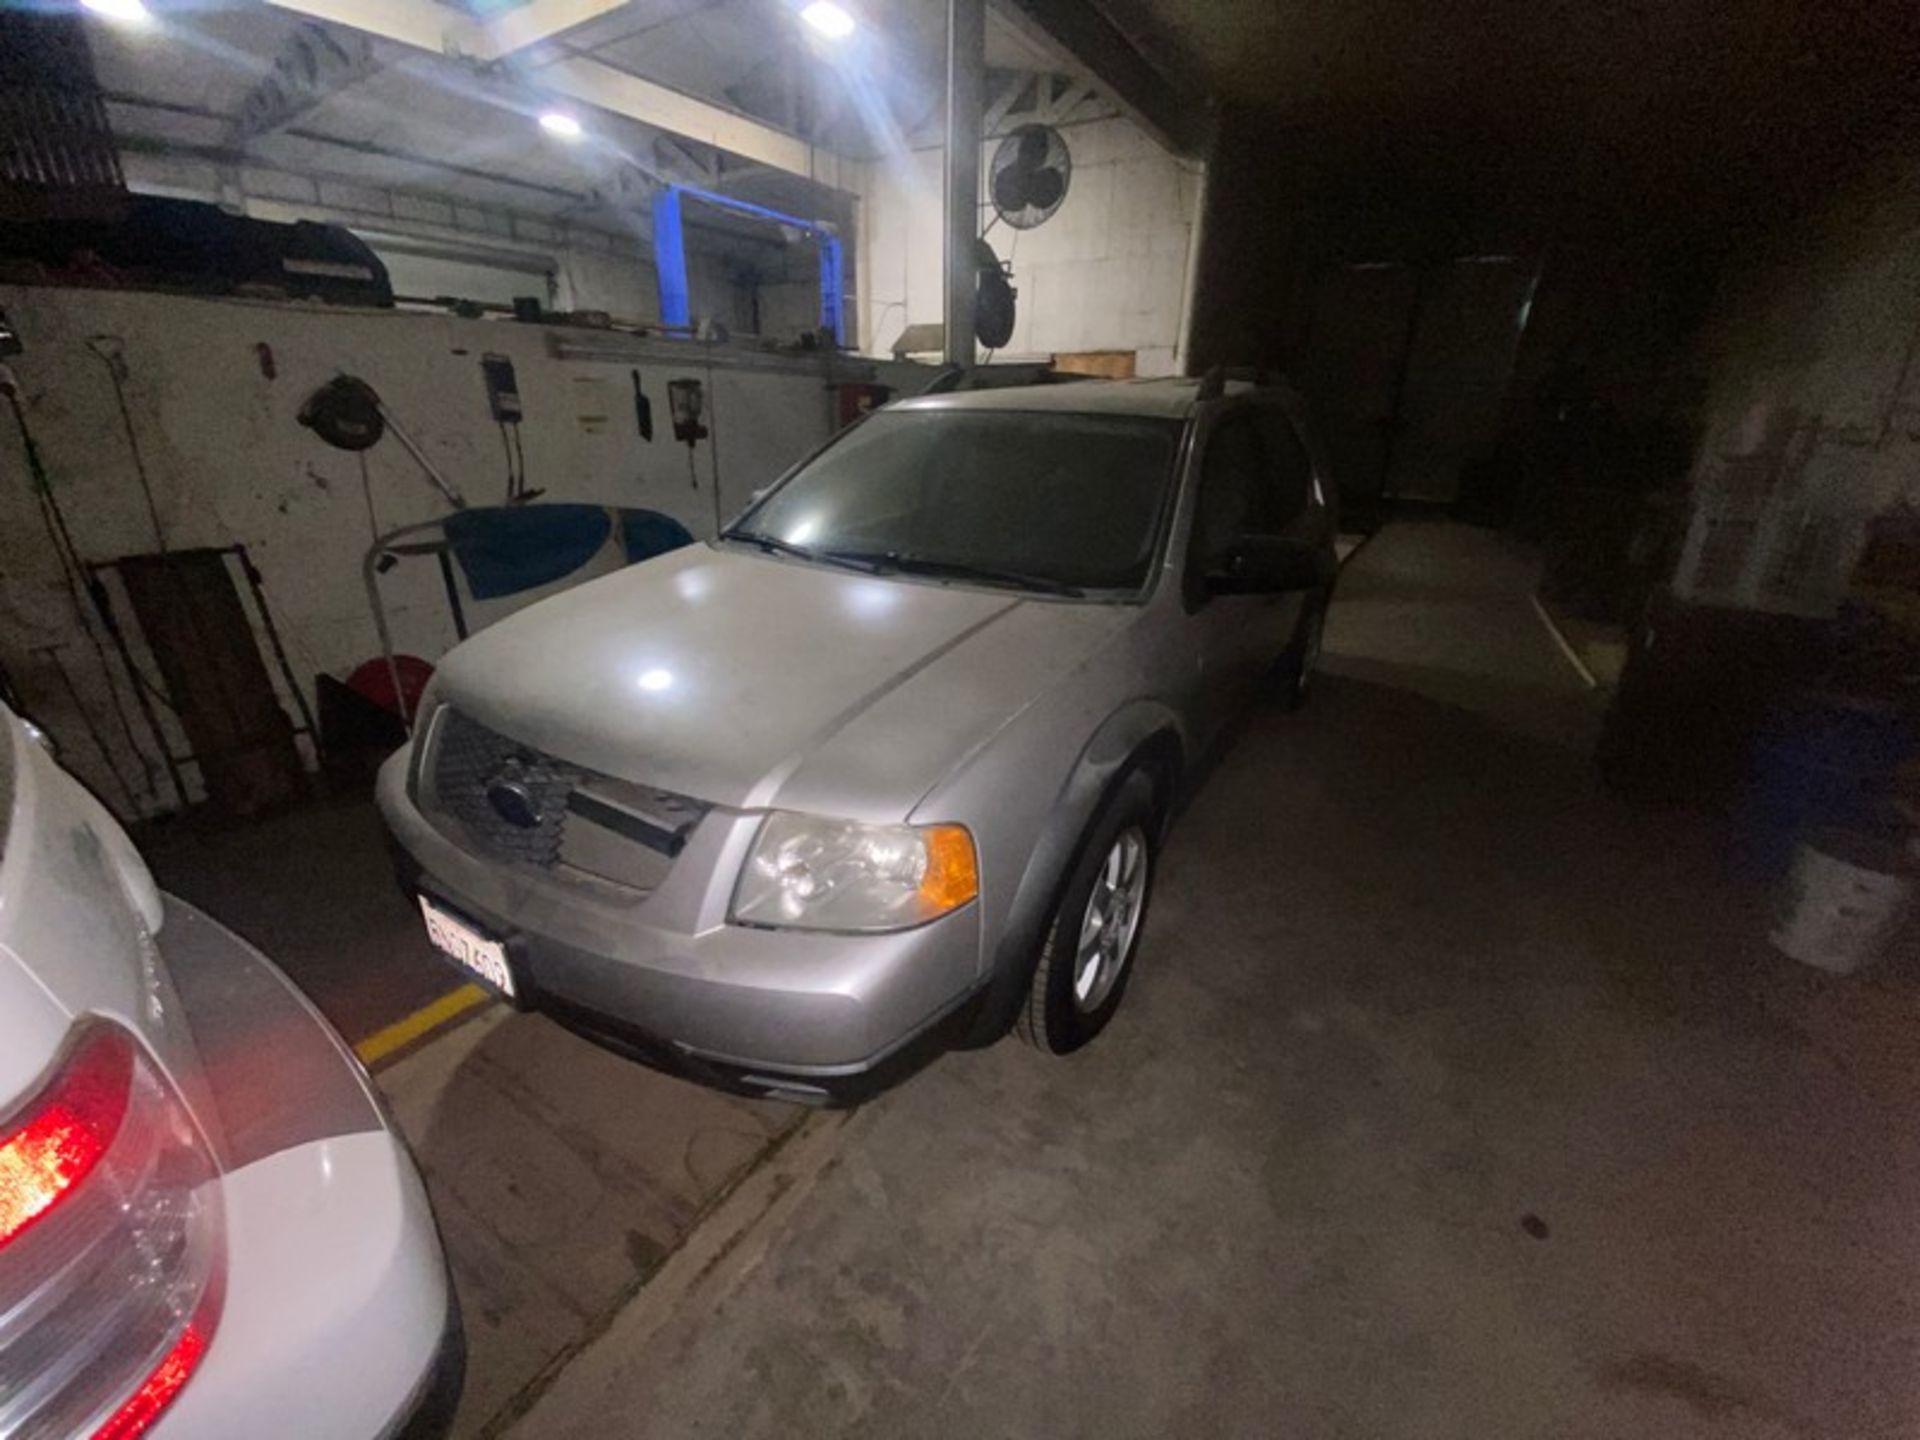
[1256,410,1314,527]
[739,409,1181,593]
[1192,415,1282,563]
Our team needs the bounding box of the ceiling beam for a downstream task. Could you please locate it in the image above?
[982,74,1032,136]
[264,0,837,182]
[541,56,841,184]
[994,0,1210,155]
[113,124,589,205]
[653,133,717,185]
[230,22,380,142]
[471,0,629,60]
[265,0,458,57]
[1042,78,1089,124]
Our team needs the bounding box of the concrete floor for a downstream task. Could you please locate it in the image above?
[493,519,1920,1439]
[378,1009,803,1436]
[144,792,453,1045]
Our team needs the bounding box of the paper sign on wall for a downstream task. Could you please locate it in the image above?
[572,377,613,434]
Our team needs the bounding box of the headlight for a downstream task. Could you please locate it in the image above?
[731,812,978,932]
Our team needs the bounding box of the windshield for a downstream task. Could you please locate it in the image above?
[732,408,1182,595]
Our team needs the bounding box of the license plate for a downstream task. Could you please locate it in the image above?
[417,897,516,999]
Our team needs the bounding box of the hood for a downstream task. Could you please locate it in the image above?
[432,544,1129,817]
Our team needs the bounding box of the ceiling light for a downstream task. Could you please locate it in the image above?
[800,1,855,39]
[538,110,583,141]
[81,0,151,24]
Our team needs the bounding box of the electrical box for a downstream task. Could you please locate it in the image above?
[480,353,522,423]
[667,378,707,444]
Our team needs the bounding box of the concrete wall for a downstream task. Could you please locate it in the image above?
[857,116,1202,375]
[1673,160,1920,615]
[0,284,859,816]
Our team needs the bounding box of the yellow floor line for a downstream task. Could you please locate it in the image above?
[1529,592,1601,691]
[354,983,491,1067]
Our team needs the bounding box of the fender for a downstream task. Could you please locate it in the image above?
[958,700,1186,1047]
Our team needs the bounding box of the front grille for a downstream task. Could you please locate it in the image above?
[423,708,707,892]
[429,708,578,868]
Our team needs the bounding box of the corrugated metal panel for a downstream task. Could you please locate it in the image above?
[0,12,126,216]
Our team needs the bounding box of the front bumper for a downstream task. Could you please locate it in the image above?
[377,747,981,1095]
[152,898,459,1440]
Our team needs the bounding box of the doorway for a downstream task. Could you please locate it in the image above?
[1298,256,1537,515]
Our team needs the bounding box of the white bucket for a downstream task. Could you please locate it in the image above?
[1770,838,1913,975]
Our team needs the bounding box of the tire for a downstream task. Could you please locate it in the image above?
[1277,590,1329,711]
[1016,771,1158,1055]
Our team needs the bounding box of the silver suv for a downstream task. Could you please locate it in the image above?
[378,375,1336,1102]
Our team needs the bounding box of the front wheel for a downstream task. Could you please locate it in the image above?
[1017,772,1157,1055]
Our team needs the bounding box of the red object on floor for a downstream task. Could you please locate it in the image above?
[835,382,891,428]
[345,655,434,722]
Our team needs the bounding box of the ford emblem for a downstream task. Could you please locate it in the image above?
[486,765,542,829]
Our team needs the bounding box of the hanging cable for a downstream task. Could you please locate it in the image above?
[704,344,723,535]
[358,450,381,545]
[982,228,1020,367]
[498,419,517,502]
[39,644,139,814]
[510,423,532,502]
[3,384,161,807]
[84,336,168,554]
[81,333,234,740]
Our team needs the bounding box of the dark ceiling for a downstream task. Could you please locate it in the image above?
[1105,0,1920,246]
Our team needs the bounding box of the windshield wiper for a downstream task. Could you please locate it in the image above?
[726,533,1082,594]
[832,551,1084,597]
[722,529,881,572]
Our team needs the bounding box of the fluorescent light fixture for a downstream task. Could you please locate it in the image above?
[800,1,855,39]
[81,0,151,23]
[538,110,583,140]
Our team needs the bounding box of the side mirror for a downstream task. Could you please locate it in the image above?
[1205,535,1328,596]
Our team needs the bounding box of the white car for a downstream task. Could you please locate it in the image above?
[0,704,460,1439]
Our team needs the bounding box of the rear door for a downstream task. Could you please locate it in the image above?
[1179,409,1289,738]
[1252,401,1325,653]
[1179,399,1331,735]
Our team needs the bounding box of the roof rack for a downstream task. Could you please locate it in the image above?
[918,365,968,395]
[1194,365,1281,402]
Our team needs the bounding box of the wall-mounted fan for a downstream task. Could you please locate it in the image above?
[989,123,1072,230]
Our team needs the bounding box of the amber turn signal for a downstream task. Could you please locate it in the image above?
[918,824,980,913]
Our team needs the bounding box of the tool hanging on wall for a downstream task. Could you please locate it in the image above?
[667,377,724,534]
[667,377,706,448]
[631,369,653,442]
[668,377,706,494]
[704,353,723,535]
[298,374,467,509]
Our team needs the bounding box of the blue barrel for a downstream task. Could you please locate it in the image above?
[1742,693,1915,876]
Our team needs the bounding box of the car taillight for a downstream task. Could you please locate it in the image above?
[0,1022,224,1440]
